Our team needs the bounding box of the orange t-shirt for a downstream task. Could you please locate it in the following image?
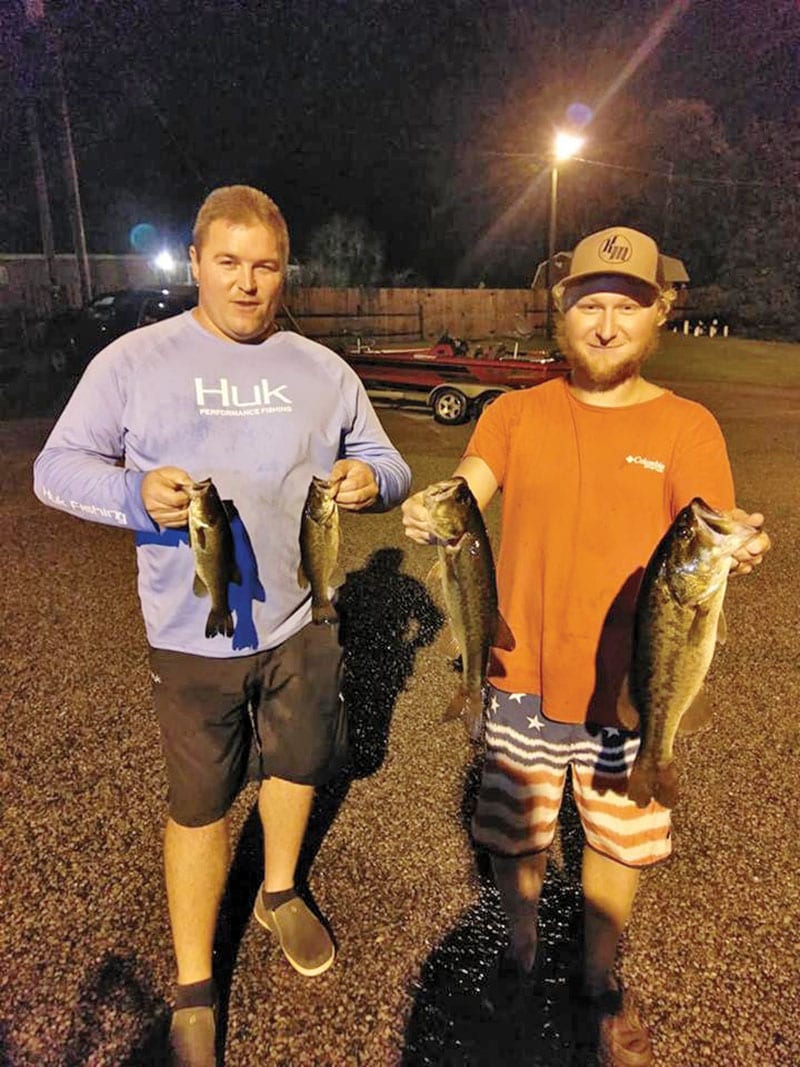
[464,377,735,727]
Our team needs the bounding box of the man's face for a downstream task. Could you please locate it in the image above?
[559,282,664,390]
[189,218,284,343]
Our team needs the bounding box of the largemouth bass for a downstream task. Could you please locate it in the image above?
[424,476,514,741]
[188,478,241,638]
[298,476,340,623]
[620,498,757,808]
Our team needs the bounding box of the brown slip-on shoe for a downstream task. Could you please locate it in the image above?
[168,1005,217,1067]
[253,888,335,976]
[574,986,654,1067]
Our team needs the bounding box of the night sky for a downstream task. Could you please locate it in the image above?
[1,0,797,284]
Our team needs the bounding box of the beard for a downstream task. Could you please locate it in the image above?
[556,319,662,390]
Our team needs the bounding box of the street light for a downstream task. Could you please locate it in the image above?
[545,130,584,340]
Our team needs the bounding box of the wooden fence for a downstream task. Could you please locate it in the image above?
[0,254,690,342]
[284,286,547,342]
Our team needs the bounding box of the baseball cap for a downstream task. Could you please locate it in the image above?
[552,226,664,308]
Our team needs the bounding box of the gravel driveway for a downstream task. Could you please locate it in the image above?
[1,381,798,1066]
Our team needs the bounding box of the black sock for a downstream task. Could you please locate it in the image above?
[262,886,297,910]
[174,978,216,1010]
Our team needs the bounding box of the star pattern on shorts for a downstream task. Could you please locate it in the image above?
[508,692,525,703]
[603,727,620,738]
[527,715,544,732]
[490,695,500,715]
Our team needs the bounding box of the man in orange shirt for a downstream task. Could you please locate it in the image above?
[402,227,770,1065]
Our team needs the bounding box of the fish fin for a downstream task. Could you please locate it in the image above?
[297,562,309,589]
[195,527,206,551]
[441,686,485,743]
[493,611,515,652]
[446,626,461,658]
[616,675,640,731]
[205,608,234,639]
[193,573,209,597]
[688,603,713,644]
[716,609,728,646]
[425,560,442,588]
[677,688,714,736]
[312,601,338,624]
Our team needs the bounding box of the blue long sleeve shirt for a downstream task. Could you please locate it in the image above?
[33,313,411,656]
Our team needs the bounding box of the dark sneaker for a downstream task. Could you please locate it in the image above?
[253,887,335,976]
[168,1004,217,1067]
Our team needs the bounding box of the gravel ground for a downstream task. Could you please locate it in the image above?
[1,381,798,1067]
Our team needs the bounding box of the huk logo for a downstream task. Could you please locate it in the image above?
[598,234,633,264]
[194,377,293,417]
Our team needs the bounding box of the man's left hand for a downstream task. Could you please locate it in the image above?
[329,459,379,511]
[730,509,771,576]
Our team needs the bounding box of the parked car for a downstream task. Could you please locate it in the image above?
[46,285,197,374]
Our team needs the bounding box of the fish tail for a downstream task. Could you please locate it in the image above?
[628,757,678,809]
[206,608,234,639]
[441,687,485,742]
[311,599,337,624]
[652,763,679,809]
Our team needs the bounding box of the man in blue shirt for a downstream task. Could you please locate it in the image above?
[34,185,411,1066]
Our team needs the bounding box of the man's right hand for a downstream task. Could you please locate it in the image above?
[141,467,193,528]
[401,491,437,545]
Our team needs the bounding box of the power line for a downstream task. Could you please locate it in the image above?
[479,150,795,190]
[571,155,791,189]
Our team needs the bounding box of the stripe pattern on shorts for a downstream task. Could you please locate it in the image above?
[471,687,672,867]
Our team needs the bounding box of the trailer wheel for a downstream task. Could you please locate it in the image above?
[474,391,503,417]
[432,387,469,425]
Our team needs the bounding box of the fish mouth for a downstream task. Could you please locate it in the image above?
[422,477,465,505]
[188,478,212,498]
[690,498,758,545]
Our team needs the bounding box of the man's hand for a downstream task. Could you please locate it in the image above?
[730,509,771,576]
[329,459,379,511]
[141,466,193,528]
[401,490,437,545]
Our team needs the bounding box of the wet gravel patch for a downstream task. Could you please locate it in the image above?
[1,387,798,1066]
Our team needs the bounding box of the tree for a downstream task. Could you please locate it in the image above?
[718,114,800,338]
[301,216,386,287]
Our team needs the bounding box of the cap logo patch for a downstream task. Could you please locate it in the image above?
[598,234,632,263]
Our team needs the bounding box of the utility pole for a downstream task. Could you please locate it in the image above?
[23,0,92,304]
[545,163,559,342]
[25,103,58,291]
[20,5,57,291]
[663,159,674,249]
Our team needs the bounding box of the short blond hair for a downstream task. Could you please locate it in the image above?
[192,185,289,270]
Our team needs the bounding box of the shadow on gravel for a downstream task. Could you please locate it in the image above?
[402,754,593,1066]
[212,549,443,1056]
[59,953,170,1066]
[337,547,444,779]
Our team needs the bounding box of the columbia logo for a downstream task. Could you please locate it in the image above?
[626,454,665,473]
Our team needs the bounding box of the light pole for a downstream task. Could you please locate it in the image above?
[545,131,584,341]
